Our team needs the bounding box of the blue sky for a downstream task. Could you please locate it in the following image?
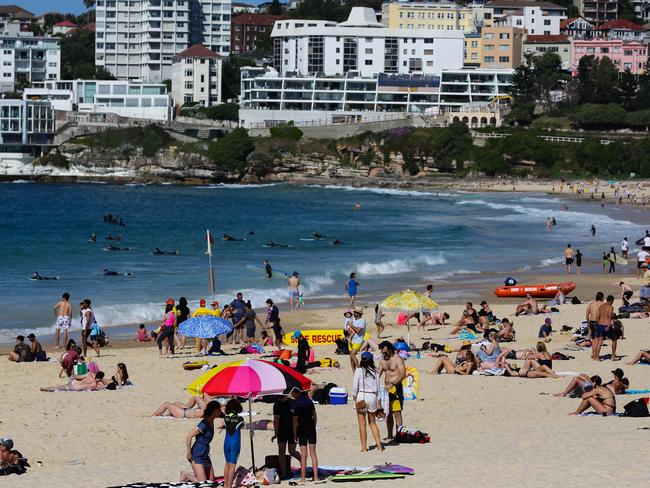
[18,0,269,16]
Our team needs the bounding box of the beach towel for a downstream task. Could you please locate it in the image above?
[458,330,477,341]
[625,389,650,395]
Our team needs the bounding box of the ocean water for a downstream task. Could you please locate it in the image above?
[0,182,645,341]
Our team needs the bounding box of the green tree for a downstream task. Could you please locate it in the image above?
[592,57,619,104]
[577,55,595,104]
[618,0,643,23]
[267,0,285,15]
[570,103,627,129]
[201,103,240,121]
[618,69,638,110]
[84,0,96,7]
[509,59,537,123]
[221,56,256,101]
[207,128,254,170]
[532,52,564,113]
[431,121,472,171]
[269,121,303,140]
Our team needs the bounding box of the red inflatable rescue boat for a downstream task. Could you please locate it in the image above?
[494,282,576,299]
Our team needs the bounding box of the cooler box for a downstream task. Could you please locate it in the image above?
[329,387,348,405]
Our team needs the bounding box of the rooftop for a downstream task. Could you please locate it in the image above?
[525,34,570,43]
[53,20,77,28]
[0,4,34,18]
[486,1,566,10]
[175,44,220,59]
[339,7,386,28]
[596,19,645,32]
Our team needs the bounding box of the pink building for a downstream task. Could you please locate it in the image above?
[572,39,648,74]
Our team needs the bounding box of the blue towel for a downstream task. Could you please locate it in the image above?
[624,389,650,394]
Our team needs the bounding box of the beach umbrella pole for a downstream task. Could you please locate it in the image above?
[248,393,255,473]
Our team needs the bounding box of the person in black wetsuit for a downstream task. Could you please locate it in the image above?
[264,260,272,279]
[293,330,310,374]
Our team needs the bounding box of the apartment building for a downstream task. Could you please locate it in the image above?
[483,1,566,29]
[231,13,284,55]
[0,98,54,160]
[0,36,61,93]
[272,7,465,78]
[576,0,618,25]
[465,32,482,66]
[480,26,524,69]
[572,39,647,73]
[23,79,172,121]
[559,16,595,38]
[632,0,650,22]
[95,0,231,83]
[595,19,645,41]
[492,6,565,35]
[523,34,571,69]
[381,1,476,33]
[171,44,222,107]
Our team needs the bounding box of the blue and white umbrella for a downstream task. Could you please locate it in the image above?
[179,315,233,339]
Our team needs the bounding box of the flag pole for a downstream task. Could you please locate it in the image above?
[207,229,215,303]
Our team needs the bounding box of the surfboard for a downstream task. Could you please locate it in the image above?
[283,329,370,346]
[402,366,419,401]
[636,237,649,246]
[28,276,60,281]
[608,253,628,265]
[331,473,405,482]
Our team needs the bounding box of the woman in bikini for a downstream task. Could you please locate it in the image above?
[431,342,477,375]
[531,342,553,370]
[570,384,616,416]
[627,349,650,365]
[504,359,559,379]
[152,396,214,418]
[41,371,108,392]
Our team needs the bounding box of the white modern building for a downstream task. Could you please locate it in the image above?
[0,36,61,93]
[493,6,565,35]
[271,7,465,78]
[23,80,172,121]
[239,66,512,127]
[0,98,54,162]
[171,44,222,107]
[95,0,231,83]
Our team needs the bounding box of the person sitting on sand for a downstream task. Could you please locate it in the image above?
[494,347,537,368]
[112,363,129,387]
[554,374,599,398]
[450,310,477,335]
[27,334,47,361]
[40,371,107,392]
[136,324,152,342]
[431,341,477,375]
[503,360,559,379]
[569,380,616,416]
[531,342,553,369]
[497,318,515,341]
[538,318,553,342]
[627,349,650,365]
[477,301,497,329]
[515,294,539,316]
[7,336,34,363]
[59,340,79,377]
[476,330,501,369]
[180,400,223,483]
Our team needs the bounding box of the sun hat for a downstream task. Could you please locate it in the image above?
[462,340,472,346]
[344,310,353,317]
[353,305,364,315]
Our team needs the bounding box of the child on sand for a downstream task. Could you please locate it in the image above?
[136,324,152,342]
[223,399,244,488]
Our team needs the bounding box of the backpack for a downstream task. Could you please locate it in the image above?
[571,296,581,305]
[312,382,337,405]
[334,338,349,355]
[623,398,650,417]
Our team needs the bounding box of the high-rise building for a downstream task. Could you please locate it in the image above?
[576,0,618,25]
[95,0,231,83]
[0,36,61,94]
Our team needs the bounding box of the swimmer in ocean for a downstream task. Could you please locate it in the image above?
[333,239,343,245]
[266,241,289,248]
[264,260,272,279]
[313,232,326,240]
[152,248,179,255]
[106,234,122,240]
[103,269,133,276]
[90,233,97,243]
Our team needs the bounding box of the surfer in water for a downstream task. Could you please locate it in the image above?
[332,239,343,245]
[31,272,58,281]
[107,245,131,251]
[265,241,289,248]
[264,260,272,279]
[103,269,133,276]
[106,235,122,241]
[89,233,97,243]
[312,231,325,240]
[152,248,179,255]
[590,225,596,237]
[222,234,243,242]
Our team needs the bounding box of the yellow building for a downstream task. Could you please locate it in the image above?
[479,26,524,69]
[464,33,482,66]
[382,1,476,32]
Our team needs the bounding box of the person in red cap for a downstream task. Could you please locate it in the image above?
[211,301,221,315]
[192,299,216,353]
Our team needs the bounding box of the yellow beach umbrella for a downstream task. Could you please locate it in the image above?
[187,361,231,396]
[380,289,438,312]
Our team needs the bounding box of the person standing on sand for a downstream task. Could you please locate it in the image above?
[81,299,100,357]
[575,250,583,274]
[181,400,222,483]
[288,272,300,311]
[621,237,629,260]
[291,387,319,483]
[352,351,385,453]
[637,247,650,278]
[265,299,283,349]
[53,292,72,349]
[593,295,615,361]
[378,341,406,440]
[273,393,300,479]
[564,244,574,275]
[349,306,367,371]
[586,291,604,351]
[345,272,359,307]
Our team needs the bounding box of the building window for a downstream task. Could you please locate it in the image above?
[424,49,433,55]
[601,47,609,53]
[499,33,509,40]
[365,48,373,54]
[364,59,372,65]
[544,19,551,26]
[484,56,494,62]
[499,56,509,62]
[185,82,193,89]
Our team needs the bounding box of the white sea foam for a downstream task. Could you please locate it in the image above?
[306,184,452,198]
[355,254,446,276]
[427,269,481,281]
[457,199,635,226]
[196,183,280,189]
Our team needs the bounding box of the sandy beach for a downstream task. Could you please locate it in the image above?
[3,178,650,487]
[3,264,650,488]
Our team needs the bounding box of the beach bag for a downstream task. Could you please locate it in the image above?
[571,296,581,304]
[256,467,280,485]
[334,338,349,355]
[73,362,87,376]
[87,361,100,375]
[312,382,337,405]
[623,398,650,417]
[234,466,257,487]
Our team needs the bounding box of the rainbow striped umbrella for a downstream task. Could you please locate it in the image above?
[188,358,312,472]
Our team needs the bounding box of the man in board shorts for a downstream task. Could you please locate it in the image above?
[565,244,574,275]
[53,292,72,349]
[379,341,406,440]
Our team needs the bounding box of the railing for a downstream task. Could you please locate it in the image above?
[246,112,410,129]
[471,131,615,145]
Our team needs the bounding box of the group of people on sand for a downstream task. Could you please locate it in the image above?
[143,294,284,357]
[53,293,104,357]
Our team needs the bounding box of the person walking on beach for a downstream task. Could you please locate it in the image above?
[352,351,385,452]
[345,273,359,307]
[291,387,319,483]
[81,299,100,357]
[575,250,583,274]
[235,301,264,345]
[378,341,406,440]
[176,297,191,349]
[230,293,246,344]
[182,400,222,482]
[594,295,615,361]
[621,238,629,260]
[273,394,300,479]
[619,282,633,306]
[564,244,574,275]
[265,299,283,348]
[53,292,72,349]
[608,247,616,274]
[157,303,176,356]
[349,306,367,371]
[288,272,300,311]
